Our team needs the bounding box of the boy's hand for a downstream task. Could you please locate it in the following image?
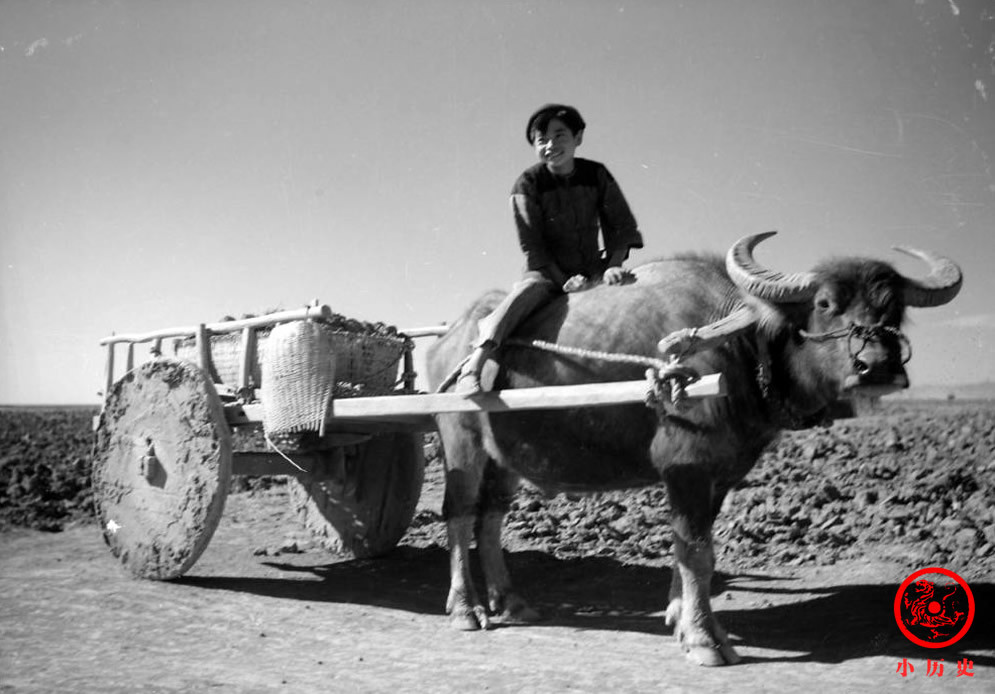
[603,267,633,285]
[562,274,589,293]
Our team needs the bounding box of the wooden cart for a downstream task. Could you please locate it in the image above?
[92,303,723,580]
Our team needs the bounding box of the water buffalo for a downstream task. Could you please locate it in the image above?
[425,231,962,666]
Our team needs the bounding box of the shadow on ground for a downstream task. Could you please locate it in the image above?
[180,547,993,667]
[719,574,993,667]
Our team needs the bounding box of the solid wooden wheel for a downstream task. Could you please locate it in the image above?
[92,358,232,579]
[290,432,425,558]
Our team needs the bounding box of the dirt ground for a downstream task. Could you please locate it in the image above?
[2,459,992,694]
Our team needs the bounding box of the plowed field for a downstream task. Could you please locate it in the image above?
[1,401,992,692]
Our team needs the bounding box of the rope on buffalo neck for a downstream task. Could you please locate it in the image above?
[503,337,701,414]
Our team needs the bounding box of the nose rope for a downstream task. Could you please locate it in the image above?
[798,323,912,365]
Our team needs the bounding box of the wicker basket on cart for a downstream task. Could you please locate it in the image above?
[173,325,404,393]
[172,318,407,435]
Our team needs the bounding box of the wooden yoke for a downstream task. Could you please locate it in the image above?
[657,305,757,359]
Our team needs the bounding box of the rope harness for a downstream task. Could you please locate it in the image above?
[435,336,701,417]
[502,337,701,417]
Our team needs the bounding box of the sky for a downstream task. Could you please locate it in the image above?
[1,0,993,405]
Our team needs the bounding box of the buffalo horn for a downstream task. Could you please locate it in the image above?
[892,246,964,308]
[725,231,818,303]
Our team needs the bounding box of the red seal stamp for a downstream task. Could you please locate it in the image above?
[894,567,975,649]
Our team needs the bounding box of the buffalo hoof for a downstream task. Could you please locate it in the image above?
[449,605,491,631]
[496,594,541,624]
[668,598,741,666]
[685,642,742,667]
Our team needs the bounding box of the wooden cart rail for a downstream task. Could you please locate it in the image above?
[98,305,338,346]
[97,303,449,398]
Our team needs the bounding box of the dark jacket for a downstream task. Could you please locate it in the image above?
[510,158,643,279]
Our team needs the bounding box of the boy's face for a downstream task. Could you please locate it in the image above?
[532,117,583,174]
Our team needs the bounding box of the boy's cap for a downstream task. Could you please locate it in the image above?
[526,104,586,144]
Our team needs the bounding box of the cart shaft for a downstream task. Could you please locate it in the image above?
[328,373,724,418]
[225,373,724,434]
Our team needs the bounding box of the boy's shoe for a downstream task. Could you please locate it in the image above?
[454,370,483,396]
[454,342,495,397]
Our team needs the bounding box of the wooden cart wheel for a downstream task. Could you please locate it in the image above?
[290,432,425,558]
[92,358,232,579]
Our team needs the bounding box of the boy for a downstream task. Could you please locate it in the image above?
[456,104,644,395]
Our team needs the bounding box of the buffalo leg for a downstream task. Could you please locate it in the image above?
[665,487,732,623]
[662,465,741,666]
[439,414,492,630]
[475,462,540,623]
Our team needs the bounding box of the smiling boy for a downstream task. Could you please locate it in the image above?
[455,104,644,395]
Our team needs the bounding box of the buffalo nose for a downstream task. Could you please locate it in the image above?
[853,358,871,376]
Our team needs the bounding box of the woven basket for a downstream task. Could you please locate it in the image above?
[172,324,405,395]
[323,330,405,392]
[172,332,249,387]
[261,321,337,435]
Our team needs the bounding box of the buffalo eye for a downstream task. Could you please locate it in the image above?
[815,296,834,313]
